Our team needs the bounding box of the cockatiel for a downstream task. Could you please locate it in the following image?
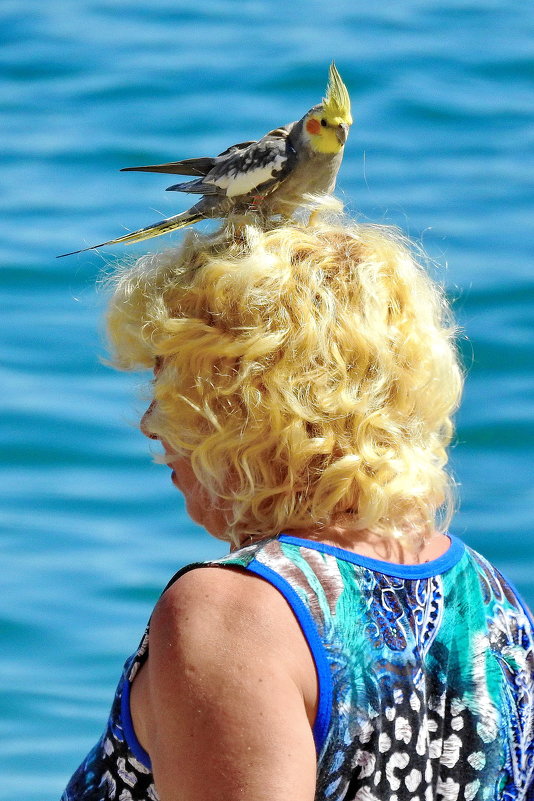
[59,62,351,256]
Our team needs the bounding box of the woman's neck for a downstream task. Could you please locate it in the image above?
[279,524,451,566]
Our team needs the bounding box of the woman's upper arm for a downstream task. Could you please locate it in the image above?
[144,566,318,801]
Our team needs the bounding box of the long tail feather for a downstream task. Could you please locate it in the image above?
[120,157,215,176]
[57,211,203,257]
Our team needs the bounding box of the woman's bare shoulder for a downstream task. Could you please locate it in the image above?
[151,563,310,661]
[143,564,317,801]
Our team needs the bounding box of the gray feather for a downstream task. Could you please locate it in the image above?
[121,157,216,176]
[165,179,223,195]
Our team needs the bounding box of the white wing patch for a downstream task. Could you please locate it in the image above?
[213,153,286,198]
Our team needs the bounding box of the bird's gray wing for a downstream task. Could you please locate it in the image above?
[215,140,257,157]
[167,129,297,199]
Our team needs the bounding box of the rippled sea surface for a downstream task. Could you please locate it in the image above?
[1,1,533,796]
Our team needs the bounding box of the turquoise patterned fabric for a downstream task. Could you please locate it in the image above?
[62,535,534,801]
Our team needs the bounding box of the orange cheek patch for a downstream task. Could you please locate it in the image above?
[306,118,322,135]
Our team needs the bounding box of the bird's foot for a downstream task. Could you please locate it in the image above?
[248,195,265,211]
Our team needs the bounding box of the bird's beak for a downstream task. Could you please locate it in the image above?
[336,123,349,145]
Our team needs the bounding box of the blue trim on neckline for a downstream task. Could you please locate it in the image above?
[278,533,465,579]
[246,559,332,756]
[120,672,152,770]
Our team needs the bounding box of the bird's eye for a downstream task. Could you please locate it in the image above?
[320,118,327,127]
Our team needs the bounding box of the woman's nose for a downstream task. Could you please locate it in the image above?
[141,401,158,440]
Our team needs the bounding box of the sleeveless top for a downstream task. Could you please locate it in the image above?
[61,534,534,801]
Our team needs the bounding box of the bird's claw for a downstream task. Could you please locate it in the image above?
[249,195,265,211]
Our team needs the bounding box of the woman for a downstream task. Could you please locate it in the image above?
[62,212,534,801]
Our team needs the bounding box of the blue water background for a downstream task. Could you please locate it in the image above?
[1,1,533,796]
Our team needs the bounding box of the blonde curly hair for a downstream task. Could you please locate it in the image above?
[107,214,462,545]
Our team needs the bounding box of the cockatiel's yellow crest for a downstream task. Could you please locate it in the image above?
[322,62,353,126]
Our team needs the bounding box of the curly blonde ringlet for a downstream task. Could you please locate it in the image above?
[106,212,463,546]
